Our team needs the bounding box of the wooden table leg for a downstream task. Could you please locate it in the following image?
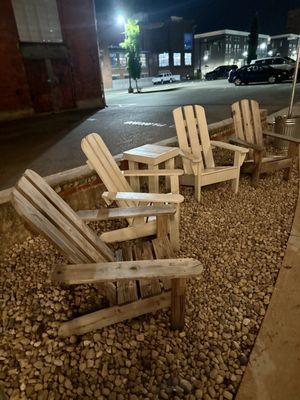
[128,161,140,192]
[165,158,175,192]
[148,164,159,193]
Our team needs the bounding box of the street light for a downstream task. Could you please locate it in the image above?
[117,15,125,27]
[203,54,208,61]
[242,51,248,57]
[268,50,273,56]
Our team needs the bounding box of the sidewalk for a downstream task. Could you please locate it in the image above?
[236,191,300,400]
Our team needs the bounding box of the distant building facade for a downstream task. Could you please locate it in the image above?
[140,17,195,78]
[97,15,195,89]
[268,34,299,59]
[286,8,300,34]
[194,29,269,76]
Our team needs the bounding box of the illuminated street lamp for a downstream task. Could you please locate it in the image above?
[203,54,208,61]
[268,50,273,56]
[117,15,125,27]
[242,51,248,57]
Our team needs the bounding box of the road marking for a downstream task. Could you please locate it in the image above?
[124,121,167,127]
[110,103,137,108]
[87,118,97,121]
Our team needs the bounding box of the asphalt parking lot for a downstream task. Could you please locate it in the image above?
[1,79,299,189]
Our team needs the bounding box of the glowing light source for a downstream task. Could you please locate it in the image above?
[242,51,248,57]
[259,42,267,50]
[203,54,208,61]
[117,15,125,26]
[268,50,273,56]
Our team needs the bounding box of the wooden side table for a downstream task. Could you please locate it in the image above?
[123,144,180,192]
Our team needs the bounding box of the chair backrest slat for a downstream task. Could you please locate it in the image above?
[81,133,137,209]
[173,105,215,172]
[250,100,263,146]
[232,99,263,146]
[172,107,194,174]
[240,99,255,144]
[12,170,114,263]
[194,105,215,169]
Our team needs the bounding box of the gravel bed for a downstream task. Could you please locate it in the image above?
[0,161,298,400]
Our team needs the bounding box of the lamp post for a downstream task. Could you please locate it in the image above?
[288,37,300,118]
[117,15,133,93]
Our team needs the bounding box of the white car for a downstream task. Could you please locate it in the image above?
[152,72,175,85]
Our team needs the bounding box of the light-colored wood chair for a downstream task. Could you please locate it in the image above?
[81,133,183,250]
[11,169,202,337]
[173,105,248,201]
[230,99,300,186]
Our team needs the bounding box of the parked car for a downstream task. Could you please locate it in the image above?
[152,72,175,85]
[250,56,295,77]
[230,65,287,86]
[205,65,238,80]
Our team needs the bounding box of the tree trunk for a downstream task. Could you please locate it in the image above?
[135,79,139,93]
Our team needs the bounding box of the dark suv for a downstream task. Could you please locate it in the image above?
[205,65,238,80]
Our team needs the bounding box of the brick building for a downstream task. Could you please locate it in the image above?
[98,15,195,89]
[140,17,195,78]
[0,0,105,122]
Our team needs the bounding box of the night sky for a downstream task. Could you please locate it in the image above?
[96,0,300,35]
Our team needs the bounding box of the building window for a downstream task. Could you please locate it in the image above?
[159,52,169,67]
[11,0,62,43]
[184,52,192,66]
[119,53,127,67]
[173,53,181,66]
[110,52,118,68]
[184,33,193,50]
[140,53,147,68]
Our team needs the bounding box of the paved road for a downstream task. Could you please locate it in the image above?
[1,80,299,189]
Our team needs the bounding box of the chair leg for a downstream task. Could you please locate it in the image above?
[232,152,242,193]
[169,205,180,252]
[171,278,186,330]
[252,151,262,187]
[194,172,202,202]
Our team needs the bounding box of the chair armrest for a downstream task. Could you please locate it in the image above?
[263,130,300,144]
[77,205,176,221]
[179,150,202,163]
[229,137,264,152]
[210,140,249,154]
[102,191,184,204]
[122,169,183,177]
[52,258,203,285]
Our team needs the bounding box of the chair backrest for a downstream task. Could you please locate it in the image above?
[81,133,137,209]
[173,105,215,174]
[231,99,263,147]
[11,169,114,264]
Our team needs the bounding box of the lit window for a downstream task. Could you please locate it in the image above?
[110,53,118,68]
[119,53,127,67]
[159,52,169,67]
[173,53,181,66]
[140,54,147,68]
[11,0,62,43]
[184,53,192,66]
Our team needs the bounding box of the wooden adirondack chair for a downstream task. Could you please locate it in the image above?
[81,133,183,250]
[230,99,300,186]
[173,105,248,201]
[11,169,202,337]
